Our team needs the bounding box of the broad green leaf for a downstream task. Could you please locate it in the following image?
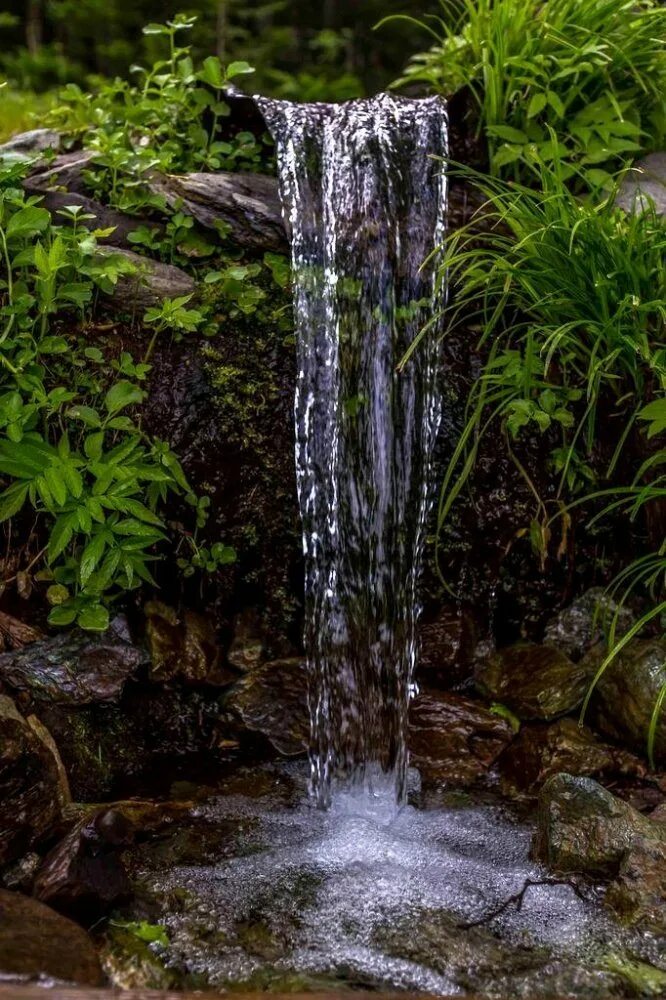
[104,381,145,415]
[0,482,28,522]
[226,60,255,79]
[487,125,529,144]
[80,531,108,586]
[77,603,110,632]
[527,92,547,118]
[48,603,78,627]
[48,512,77,560]
[6,206,50,240]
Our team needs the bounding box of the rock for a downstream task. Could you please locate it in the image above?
[586,637,666,764]
[409,689,514,789]
[543,587,634,662]
[0,128,61,158]
[0,888,103,985]
[33,808,133,921]
[226,608,265,672]
[226,657,308,755]
[24,148,94,191]
[606,837,666,933]
[498,718,647,796]
[28,187,150,247]
[0,611,43,651]
[99,247,196,312]
[418,604,478,687]
[0,853,41,893]
[0,615,146,705]
[149,171,287,252]
[0,696,63,865]
[475,642,589,720]
[38,683,226,801]
[533,773,666,876]
[145,601,232,685]
[616,151,666,215]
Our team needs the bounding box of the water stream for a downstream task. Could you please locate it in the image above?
[257,93,447,809]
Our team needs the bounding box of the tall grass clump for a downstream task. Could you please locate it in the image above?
[383,0,666,183]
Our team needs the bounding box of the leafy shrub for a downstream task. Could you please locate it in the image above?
[385,0,666,184]
[0,160,198,630]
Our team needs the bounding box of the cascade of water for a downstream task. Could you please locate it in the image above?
[258,93,448,810]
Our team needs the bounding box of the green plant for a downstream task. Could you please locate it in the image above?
[0,159,203,630]
[384,0,666,184]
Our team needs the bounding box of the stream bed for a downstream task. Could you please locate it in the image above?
[107,761,666,997]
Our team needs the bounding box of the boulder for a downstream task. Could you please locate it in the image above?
[533,773,666,876]
[99,247,196,312]
[543,587,634,662]
[0,128,60,158]
[475,642,589,720]
[0,615,146,705]
[418,604,479,687]
[33,808,134,921]
[498,718,646,796]
[0,888,103,985]
[148,171,287,252]
[586,637,666,764]
[409,689,514,789]
[606,837,666,934]
[616,151,666,215]
[225,657,308,755]
[0,696,63,865]
[145,600,232,685]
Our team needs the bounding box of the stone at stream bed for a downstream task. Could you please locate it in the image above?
[499,718,647,796]
[33,808,134,921]
[0,696,63,865]
[475,641,590,720]
[409,689,514,790]
[0,887,103,985]
[606,836,666,935]
[543,586,635,662]
[418,604,479,688]
[0,615,146,705]
[225,657,308,755]
[586,637,666,765]
[616,151,666,215]
[534,773,666,876]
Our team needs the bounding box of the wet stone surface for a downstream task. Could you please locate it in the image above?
[106,761,666,997]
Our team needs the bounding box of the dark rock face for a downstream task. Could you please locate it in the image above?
[226,657,308,755]
[101,247,195,311]
[409,689,514,789]
[0,128,60,156]
[606,838,666,934]
[0,696,63,866]
[475,642,589,720]
[0,616,146,705]
[543,587,634,662]
[145,601,233,685]
[534,773,666,876]
[498,718,647,796]
[418,604,479,688]
[587,638,666,764]
[0,888,103,985]
[33,809,134,921]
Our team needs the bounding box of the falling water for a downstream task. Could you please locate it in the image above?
[258,93,448,809]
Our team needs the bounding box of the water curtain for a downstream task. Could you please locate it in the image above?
[259,94,448,808]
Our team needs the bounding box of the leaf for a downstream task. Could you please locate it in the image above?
[77,603,110,632]
[638,399,666,438]
[85,432,105,462]
[48,603,78,627]
[0,482,28,522]
[6,206,50,240]
[48,512,77,560]
[527,92,547,118]
[199,55,225,89]
[43,465,68,507]
[66,405,101,428]
[104,381,145,415]
[142,22,170,35]
[80,532,108,587]
[46,583,69,606]
[546,90,565,118]
[487,125,529,144]
[226,60,255,79]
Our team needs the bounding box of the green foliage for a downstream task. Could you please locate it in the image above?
[47,16,263,213]
[386,0,666,183]
[0,159,199,629]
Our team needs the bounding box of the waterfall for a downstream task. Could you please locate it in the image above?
[258,93,448,810]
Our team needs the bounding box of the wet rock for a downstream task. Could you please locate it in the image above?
[33,809,133,921]
[418,604,478,687]
[475,642,589,720]
[0,853,41,893]
[409,689,514,789]
[616,151,666,215]
[606,837,666,934]
[0,611,43,651]
[499,718,647,796]
[226,657,308,755]
[534,773,666,876]
[227,608,265,672]
[145,601,231,685]
[0,696,63,865]
[100,247,195,311]
[0,888,103,985]
[100,921,184,991]
[149,171,287,252]
[0,128,61,158]
[587,637,666,764]
[543,587,634,662]
[0,615,146,705]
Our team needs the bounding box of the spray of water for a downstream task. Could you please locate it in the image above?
[258,93,448,809]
